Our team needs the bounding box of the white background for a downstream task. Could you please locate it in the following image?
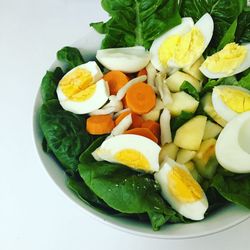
[0,0,249,249]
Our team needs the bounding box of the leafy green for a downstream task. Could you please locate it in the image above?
[211,173,250,209]
[180,0,245,48]
[217,19,238,50]
[236,9,250,43]
[201,76,237,94]
[91,0,182,49]
[40,67,64,102]
[78,137,181,230]
[57,46,85,71]
[170,111,194,136]
[180,81,200,100]
[238,72,250,90]
[39,99,91,173]
[67,175,115,211]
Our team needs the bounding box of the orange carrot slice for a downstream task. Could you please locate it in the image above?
[125,82,156,115]
[103,70,130,95]
[86,114,114,135]
[130,113,144,128]
[124,128,158,143]
[137,68,147,77]
[141,120,160,139]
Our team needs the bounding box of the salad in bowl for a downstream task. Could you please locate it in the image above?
[37,0,250,233]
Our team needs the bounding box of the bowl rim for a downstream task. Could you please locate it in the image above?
[32,31,250,239]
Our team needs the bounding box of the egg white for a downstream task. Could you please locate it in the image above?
[200,43,250,79]
[212,85,250,122]
[58,79,109,114]
[154,158,208,221]
[93,134,161,173]
[216,111,250,173]
[96,46,150,73]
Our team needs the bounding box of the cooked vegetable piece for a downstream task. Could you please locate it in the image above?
[176,149,196,164]
[125,82,156,114]
[130,113,144,128]
[87,114,115,135]
[174,115,207,150]
[203,121,222,140]
[160,108,172,145]
[124,128,158,143]
[115,111,131,125]
[103,70,130,95]
[159,143,179,163]
[141,120,160,139]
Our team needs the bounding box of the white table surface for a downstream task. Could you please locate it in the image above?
[0,0,249,249]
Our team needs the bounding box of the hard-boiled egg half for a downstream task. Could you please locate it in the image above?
[200,43,250,79]
[216,111,250,173]
[150,13,214,73]
[212,85,250,122]
[154,158,208,220]
[96,46,150,73]
[93,134,161,173]
[57,61,109,114]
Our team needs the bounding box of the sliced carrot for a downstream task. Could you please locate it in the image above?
[137,68,147,77]
[131,113,144,128]
[115,111,131,126]
[124,128,158,143]
[86,114,115,135]
[125,82,156,115]
[103,70,130,95]
[141,120,160,139]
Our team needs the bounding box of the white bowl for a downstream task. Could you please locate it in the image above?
[33,30,249,239]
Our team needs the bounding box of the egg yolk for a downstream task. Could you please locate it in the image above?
[217,87,250,113]
[158,27,204,67]
[167,166,203,202]
[115,149,150,171]
[59,68,96,102]
[203,43,247,74]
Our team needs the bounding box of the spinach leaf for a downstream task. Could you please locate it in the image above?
[211,173,250,209]
[238,72,250,90]
[170,111,194,136]
[67,175,115,211]
[40,67,64,102]
[217,19,238,51]
[201,76,237,94]
[57,46,85,71]
[236,9,250,43]
[180,0,245,48]
[78,137,179,230]
[39,99,91,173]
[180,81,200,100]
[91,0,182,49]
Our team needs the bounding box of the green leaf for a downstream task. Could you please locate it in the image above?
[78,137,180,230]
[236,9,250,43]
[66,175,115,211]
[57,46,85,71]
[211,173,250,209]
[201,76,237,94]
[39,100,91,173]
[40,67,64,102]
[91,0,182,49]
[170,111,194,136]
[238,72,250,90]
[217,19,238,51]
[180,0,245,48]
[180,81,200,100]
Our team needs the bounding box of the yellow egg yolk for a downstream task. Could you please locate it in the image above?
[158,27,204,68]
[115,149,150,171]
[167,166,203,202]
[203,43,247,74]
[59,68,96,102]
[217,87,250,113]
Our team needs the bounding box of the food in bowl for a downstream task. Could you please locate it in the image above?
[38,0,250,231]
